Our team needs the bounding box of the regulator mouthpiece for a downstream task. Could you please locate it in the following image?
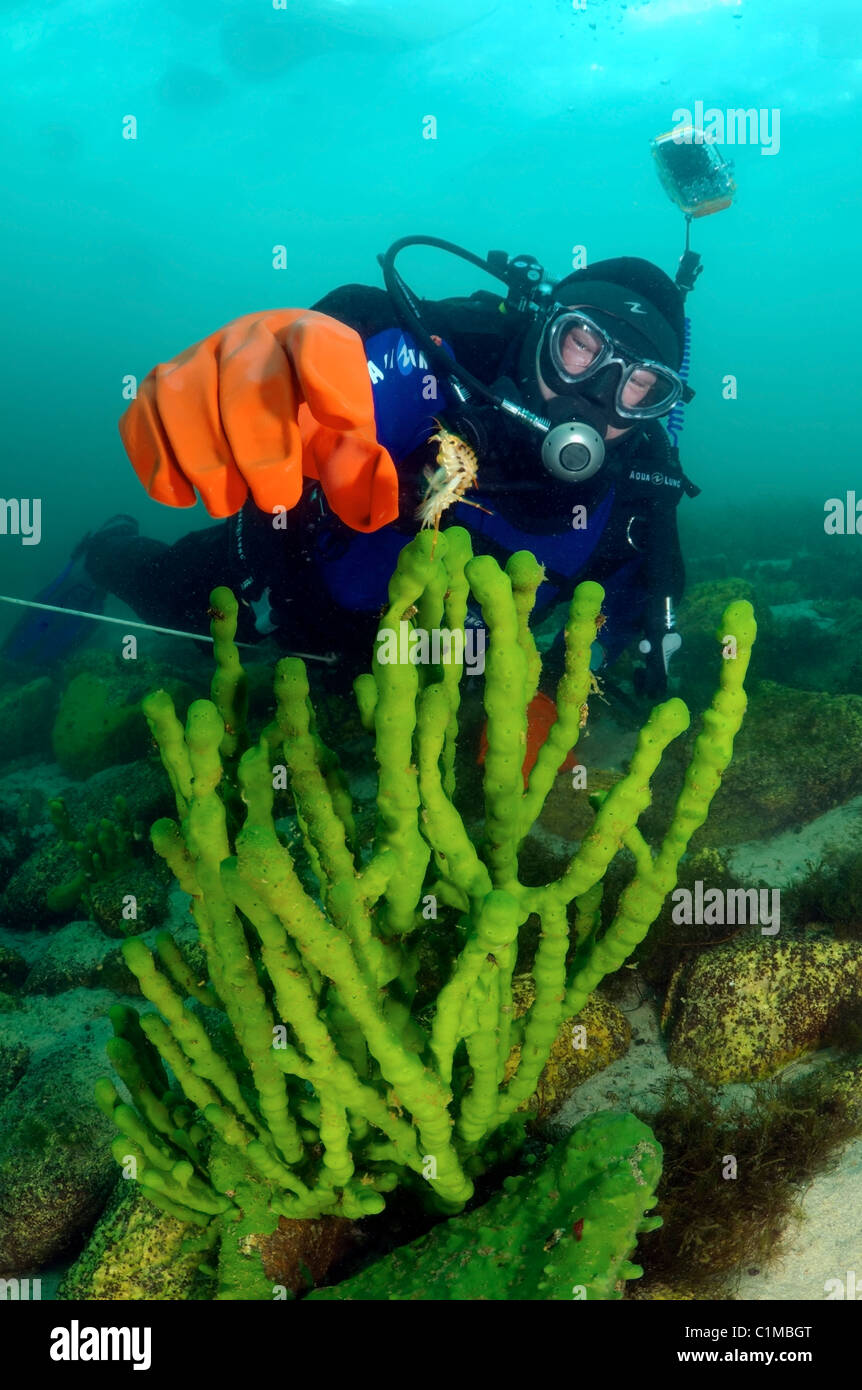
[541,420,606,482]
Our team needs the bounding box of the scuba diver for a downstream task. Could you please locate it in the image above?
[2,238,701,699]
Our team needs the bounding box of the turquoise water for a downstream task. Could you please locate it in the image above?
[2,0,862,1308]
[1,0,859,616]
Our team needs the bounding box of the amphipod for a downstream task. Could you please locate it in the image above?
[416,423,491,555]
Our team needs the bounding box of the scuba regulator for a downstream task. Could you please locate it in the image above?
[377,235,611,485]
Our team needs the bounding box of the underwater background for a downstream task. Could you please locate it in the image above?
[1,0,862,1308]
[2,0,861,609]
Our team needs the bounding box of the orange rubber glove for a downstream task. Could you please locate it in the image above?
[118,309,400,533]
[477,691,580,790]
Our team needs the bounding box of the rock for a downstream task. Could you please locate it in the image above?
[0,1041,118,1271]
[739,556,804,608]
[0,838,79,927]
[629,1281,697,1300]
[632,847,755,993]
[504,978,631,1117]
[51,673,148,780]
[50,652,195,782]
[765,598,862,697]
[0,759,174,932]
[58,1181,209,1301]
[0,942,28,989]
[87,863,171,939]
[665,935,862,1083]
[0,764,74,897]
[0,678,57,766]
[645,681,862,848]
[0,1042,29,1101]
[63,759,174,834]
[22,921,138,996]
[20,914,204,998]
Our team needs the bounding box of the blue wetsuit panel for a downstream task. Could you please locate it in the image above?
[313,526,412,612]
[364,328,450,458]
[455,488,615,611]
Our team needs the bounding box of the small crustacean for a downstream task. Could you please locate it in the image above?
[578,611,610,727]
[579,671,608,731]
[416,421,492,555]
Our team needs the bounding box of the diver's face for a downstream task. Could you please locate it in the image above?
[536,311,659,440]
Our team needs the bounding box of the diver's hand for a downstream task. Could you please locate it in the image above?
[118,309,399,533]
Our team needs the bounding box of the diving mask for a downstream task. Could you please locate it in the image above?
[540,310,684,420]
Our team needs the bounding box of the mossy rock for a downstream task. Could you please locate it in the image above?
[0,677,57,765]
[52,673,149,780]
[0,759,173,929]
[628,1281,696,1300]
[58,1180,211,1301]
[665,935,862,1083]
[0,942,28,990]
[0,838,80,927]
[87,862,171,938]
[0,841,171,933]
[646,681,862,848]
[64,757,174,831]
[0,1042,29,1102]
[0,771,64,894]
[504,978,631,1117]
[22,921,138,996]
[0,1043,117,1270]
[765,598,862,696]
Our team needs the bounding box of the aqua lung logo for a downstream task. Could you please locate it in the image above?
[367,337,429,384]
[629,470,681,489]
[624,300,647,315]
[396,334,426,375]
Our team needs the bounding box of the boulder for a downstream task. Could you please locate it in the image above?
[0,1038,118,1271]
[646,682,862,848]
[504,977,631,1117]
[0,678,57,766]
[665,935,862,1083]
[58,1181,209,1301]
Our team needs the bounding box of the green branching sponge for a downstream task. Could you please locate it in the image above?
[308,1110,663,1301]
[97,528,754,1299]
